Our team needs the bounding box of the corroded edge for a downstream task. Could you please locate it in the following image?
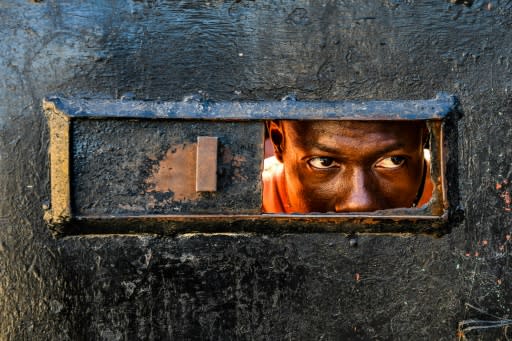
[43,92,457,121]
[427,120,447,216]
[70,213,449,237]
[43,99,72,226]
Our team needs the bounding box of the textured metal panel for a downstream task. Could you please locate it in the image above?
[70,119,263,216]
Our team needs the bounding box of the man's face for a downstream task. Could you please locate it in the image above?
[269,120,427,213]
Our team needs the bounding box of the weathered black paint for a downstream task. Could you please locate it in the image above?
[71,120,263,215]
[1,1,512,340]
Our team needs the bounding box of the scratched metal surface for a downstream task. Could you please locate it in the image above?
[1,0,512,340]
[45,93,456,120]
[72,119,263,215]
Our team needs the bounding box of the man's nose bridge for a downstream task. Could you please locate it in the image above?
[348,167,372,200]
[336,166,374,211]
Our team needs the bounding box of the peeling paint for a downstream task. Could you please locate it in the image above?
[145,144,199,202]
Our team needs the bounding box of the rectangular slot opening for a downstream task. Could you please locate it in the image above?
[261,120,439,214]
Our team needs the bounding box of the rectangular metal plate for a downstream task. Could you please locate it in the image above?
[71,120,263,216]
[196,136,218,192]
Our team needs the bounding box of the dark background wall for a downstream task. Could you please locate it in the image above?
[1,0,512,340]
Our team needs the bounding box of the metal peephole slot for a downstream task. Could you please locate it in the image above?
[43,93,461,236]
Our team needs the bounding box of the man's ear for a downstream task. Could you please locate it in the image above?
[267,120,285,162]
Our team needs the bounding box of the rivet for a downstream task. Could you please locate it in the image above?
[349,236,358,247]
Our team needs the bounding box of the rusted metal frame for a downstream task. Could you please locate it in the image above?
[43,100,72,225]
[44,92,456,121]
[69,125,448,233]
[43,95,457,235]
[426,120,447,216]
[67,214,448,236]
[439,120,449,211]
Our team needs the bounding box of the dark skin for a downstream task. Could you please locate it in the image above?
[268,120,428,213]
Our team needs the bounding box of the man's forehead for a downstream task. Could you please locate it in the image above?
[284,120,424,137]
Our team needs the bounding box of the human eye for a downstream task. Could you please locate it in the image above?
[307,157,340,169]
[375,156,406,169]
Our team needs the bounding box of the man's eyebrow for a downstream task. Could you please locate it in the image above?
[372,141,408,154]
[309,142,344,155]
[309,140,408,155]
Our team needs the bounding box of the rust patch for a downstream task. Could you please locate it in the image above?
[231,154,248,181]
[496,179,512,212]
[221,145,233,164]
[146,144,199,201]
